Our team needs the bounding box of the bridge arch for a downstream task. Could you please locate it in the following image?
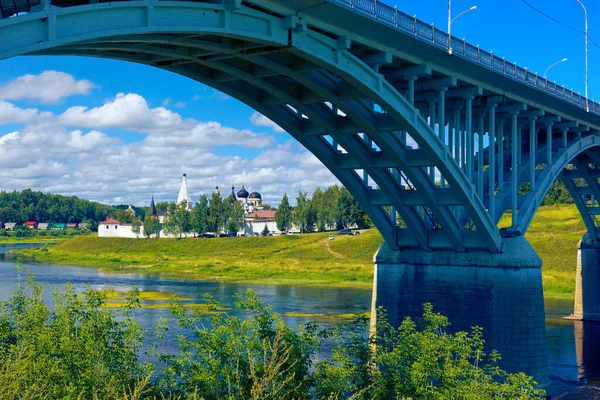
[0,0,504,252]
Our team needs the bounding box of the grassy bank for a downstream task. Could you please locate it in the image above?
[511,205,585,299]
[19,229,383,289]
[16,204,584,297]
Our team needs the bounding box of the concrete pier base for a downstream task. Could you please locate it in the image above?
[372,237,548,385]
[573,234,600,321]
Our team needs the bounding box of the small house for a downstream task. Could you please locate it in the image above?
[78,223,89,230]
[24,221,37,229]
[37,223,50,230]
[52,223,66,230]
[66,223,77,230]
[4,223,17,231]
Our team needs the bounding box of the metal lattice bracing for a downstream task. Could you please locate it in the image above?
[2,0,600,252]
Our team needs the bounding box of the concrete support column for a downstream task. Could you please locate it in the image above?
[332,105,339,152]
[511,111,520,228]
[488,104,497,218]
[573,233,600,321]
[465,97,473,182]
[454,107,462,167]
[562,129,568,149]
[373,237,548,385]
[407,76,416,106]
[477,113,485,201]
[498,120,504,191]
[428,99,437,183]
[546,124,553,165]
[530,118,537,191]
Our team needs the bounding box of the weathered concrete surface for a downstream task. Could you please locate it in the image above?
[372,237,548,385]
[573,234,600,321]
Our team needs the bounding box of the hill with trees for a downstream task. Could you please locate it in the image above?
[0,189,118,226]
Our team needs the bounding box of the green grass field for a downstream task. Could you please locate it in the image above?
[17,204,585,298]
[19,229,383,289]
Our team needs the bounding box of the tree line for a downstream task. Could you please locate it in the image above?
[0,189,117,226]
[275,185,372,233]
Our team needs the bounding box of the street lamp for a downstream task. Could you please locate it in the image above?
[544,58,568,79]
[448,2,477,55]
[576,0,589,112]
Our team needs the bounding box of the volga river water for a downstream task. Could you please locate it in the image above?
[0,243,599,399]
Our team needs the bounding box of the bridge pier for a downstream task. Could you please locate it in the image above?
[573,233,600,321]
[371,237,548,385]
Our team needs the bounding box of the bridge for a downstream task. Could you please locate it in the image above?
[2,0,600,384]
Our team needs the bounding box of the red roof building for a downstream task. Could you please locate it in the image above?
[100,217,121,225]
[245,210,276,221]
[24,221,37,228]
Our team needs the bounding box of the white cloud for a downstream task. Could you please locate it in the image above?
[0,100,52,125]
[250,111,285,133]
[0,89,337,206]
[0,71,97,104]
[174,102,186,108]
[59,93,183,132]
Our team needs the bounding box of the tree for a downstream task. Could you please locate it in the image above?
[191,194,209,237]
[171,201,191,239]
[275,193,292,232]
[226,199,245,234]
[262,223,270,236]
[311,187,328,232]
[208,191,223,234]
[143,210,161,238]
[161,203,178,237]
[131,217,142,237]
[294,191,315,233]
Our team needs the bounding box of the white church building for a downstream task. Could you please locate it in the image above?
[99,174,288,238]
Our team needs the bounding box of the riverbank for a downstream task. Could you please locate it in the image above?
[17,229,383,289]
[15,204,585,297]
[0,237,65,244]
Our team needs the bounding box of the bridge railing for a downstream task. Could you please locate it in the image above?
[330,0,600,116]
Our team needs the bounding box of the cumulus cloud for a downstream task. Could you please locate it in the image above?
[0,90,337,206]
[0,101,52,125]
[0,71,97,104]
[59,93,183,132]
[250,111,285,133]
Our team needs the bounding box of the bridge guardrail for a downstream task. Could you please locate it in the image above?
[330,0,600,116]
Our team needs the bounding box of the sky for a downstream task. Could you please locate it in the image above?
[0,0,597,207]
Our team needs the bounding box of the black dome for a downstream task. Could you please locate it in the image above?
[249,191,262,199]
[237,185,249,198]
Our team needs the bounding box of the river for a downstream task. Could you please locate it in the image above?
[0,243,599,399]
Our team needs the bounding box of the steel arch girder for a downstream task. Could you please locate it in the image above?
[517,135,600,235]
[287,30,501,252]
[0,0,501,251]
[241,55,463,250]
[559,173,598,241]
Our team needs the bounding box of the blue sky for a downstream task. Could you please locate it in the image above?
[0,0,597,206]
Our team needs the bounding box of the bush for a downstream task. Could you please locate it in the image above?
[0,273,546,399]
[0,269,151,399]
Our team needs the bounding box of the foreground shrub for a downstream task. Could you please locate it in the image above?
[0,269,151,399]
[0,272,546,399]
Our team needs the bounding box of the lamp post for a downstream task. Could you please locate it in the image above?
[544,58,568,79]
[576,0,589,112]
[448,1,477,55]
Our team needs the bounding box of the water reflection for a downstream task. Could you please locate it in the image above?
[0,244,599,398]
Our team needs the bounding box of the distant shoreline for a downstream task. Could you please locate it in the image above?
[12,204,585,299]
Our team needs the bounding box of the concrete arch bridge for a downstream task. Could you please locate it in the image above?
[2,0,600,384]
